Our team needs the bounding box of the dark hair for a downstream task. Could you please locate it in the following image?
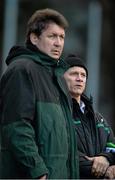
[25,8,69,45]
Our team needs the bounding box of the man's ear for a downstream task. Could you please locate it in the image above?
[30,33,38,45]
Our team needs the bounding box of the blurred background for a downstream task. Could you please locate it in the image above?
[0,0,115,133]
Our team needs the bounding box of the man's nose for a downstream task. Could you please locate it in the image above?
[54,37,62,46]
[76,74,83,81]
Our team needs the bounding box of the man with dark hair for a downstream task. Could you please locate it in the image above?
[0,9,79,179]
[63,54,115,179]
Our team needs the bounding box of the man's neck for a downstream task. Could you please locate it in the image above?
[72,95,85,113]
[72,96,80,105]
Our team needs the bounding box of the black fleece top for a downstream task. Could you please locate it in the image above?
[72,94,115,179]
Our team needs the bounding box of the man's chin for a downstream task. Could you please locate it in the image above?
[74,91,82,96]
[51,54,60,60]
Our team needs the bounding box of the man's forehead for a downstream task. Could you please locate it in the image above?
[67,66,86,73]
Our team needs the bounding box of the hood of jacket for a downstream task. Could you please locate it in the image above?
[5,44,67,69]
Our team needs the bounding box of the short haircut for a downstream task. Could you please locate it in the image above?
[25,8,69,44]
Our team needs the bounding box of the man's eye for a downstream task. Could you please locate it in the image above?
[81,74,86,78]
[48,35,54,38]
[60,35,65,40]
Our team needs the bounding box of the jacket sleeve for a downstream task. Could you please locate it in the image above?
[79,151,95,178]
[95,112,115,165]
[1,65,48,178]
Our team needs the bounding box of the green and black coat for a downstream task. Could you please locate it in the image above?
[0,45,79,179]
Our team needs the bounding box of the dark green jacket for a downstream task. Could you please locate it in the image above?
[0,45,79,179]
